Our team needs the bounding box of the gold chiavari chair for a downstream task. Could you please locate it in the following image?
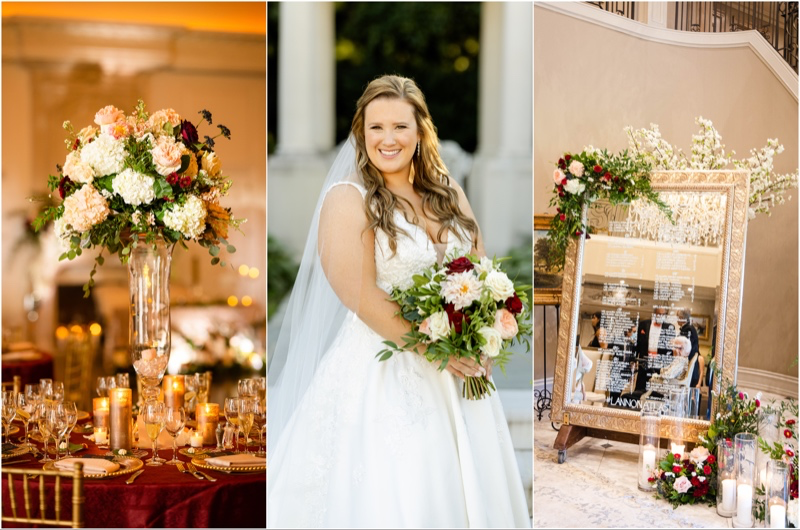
[2,461,84,528]
[1,376,22,394]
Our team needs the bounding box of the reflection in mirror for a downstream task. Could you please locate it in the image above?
[570,192,726,419]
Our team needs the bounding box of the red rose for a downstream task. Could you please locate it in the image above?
[559,191,565,197]
[180,120,199,145]
[593,165,603,173]
[561,178,568,186]
[58,176,72,199]
[693,488,705,498]
[604,171,611,181]
[556,207,561,213]
[739,392,745,400]
[558,158,566,169]
[787,448,795,457]
[788,419,796,426]
[179,175,192,189]
[575,230,583,236]
[446,256,474,275]
[505,293,523,315]
[613,176,619,183]
[707,455,716,464]
[672,465,681,474]
[785,429,793,439]
[564,154,572,162]
[703,465,712,475]
[618,187,624,192]
[690,477,700,487]
[559,213,566,222]
[674,454,681,460]
[444,304,469,333]
[72,138,81,151]
[755,399,761,407]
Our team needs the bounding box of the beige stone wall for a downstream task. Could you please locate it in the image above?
[2,17,266,352]
[534,6,798,380]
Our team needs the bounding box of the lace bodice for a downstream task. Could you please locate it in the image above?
[327,182,471,294]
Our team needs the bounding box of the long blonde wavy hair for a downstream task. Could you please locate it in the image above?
[351,75,479,254]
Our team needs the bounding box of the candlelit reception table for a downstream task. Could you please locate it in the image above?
[1,419,266,527]
[1,347,54,387]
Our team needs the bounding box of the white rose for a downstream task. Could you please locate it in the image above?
[478,326,502,358]
[428,311,451,342]
[564,179,586,195]
[568,160,584,177]
[474,256,496,276]
[484,270,515,302]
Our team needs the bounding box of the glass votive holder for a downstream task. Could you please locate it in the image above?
[638,403,661,491]
[93,397,110,430]
[668,387,687,457]
[766,460,789,529]
[733,432,757,528]
[717,438,737,517]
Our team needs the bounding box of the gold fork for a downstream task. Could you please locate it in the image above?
[187,461,217,482]
[176,461,204,480]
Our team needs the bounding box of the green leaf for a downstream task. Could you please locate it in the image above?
[219,261,226,267]
[378,351,393,362]
[211,257,220,265]
[178,154,190,174]
[121,246,130,256]
[97,256,105,266]
[226,245,236,254]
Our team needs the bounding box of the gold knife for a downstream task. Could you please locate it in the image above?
[125,469,144,484]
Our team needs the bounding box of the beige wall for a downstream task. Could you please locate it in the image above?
[534,6,798,380]
[2,17,266,352]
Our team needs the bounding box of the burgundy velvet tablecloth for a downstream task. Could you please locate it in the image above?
[1,350,54,387]
[1,430,266,527]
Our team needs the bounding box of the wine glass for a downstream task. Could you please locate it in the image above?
[39,379,52,399]
[96,377,108,397]
[51,382,65,403]
[115,373,130,388]
[253,399,266,457]
[24,385,41,440]
[48,403,69,461]
[196,373,211,404]
[224,397,239,453]
[239,398,257,455]
[1,391,17,444]
[16,392,34,450]
[142,401,165,466]
[254,377,266,405]
[164,406,185,465]
[35,401,53,463]
[237,379,256,398]
[61,401,78,457]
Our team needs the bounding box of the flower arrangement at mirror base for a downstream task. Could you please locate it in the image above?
[651,446,718,507]
[754,399,798,526]
[547,146,672,270]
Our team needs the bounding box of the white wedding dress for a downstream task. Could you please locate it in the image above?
[268,182,530,528]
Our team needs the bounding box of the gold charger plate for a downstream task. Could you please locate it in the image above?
[178,447,218,458]
[43,456,143,479]
[76,410,90,422]
[2,445,30,459]
[191,456,266,473]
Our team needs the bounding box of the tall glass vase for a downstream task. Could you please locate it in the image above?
[128,237,172,404]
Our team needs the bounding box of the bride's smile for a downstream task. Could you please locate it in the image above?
[364,97,419,182]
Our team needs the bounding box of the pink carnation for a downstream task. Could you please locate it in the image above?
[61,185,110,232]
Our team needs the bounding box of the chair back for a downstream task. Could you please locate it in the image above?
[63,329,96,411]
[2,461,84,528]
[672,354,699,388]
[1,376,22,394]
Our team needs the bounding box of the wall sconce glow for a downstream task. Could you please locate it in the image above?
[227,295,239,307]
[248,268,260,279]
[242,296,252,307]
[238,264,250,276]
[89,323,103,336]
[55,326,69,340]
[70,324,84,335]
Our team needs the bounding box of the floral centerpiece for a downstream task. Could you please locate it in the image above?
[547,147,671,269]
[756,399,798,525]
[377,253,532,400]
[34,101,244,296]
[652,446,717,507]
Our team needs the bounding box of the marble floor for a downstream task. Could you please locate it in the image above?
[533,388,793,528]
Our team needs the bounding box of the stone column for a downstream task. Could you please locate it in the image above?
[270,2,336,258]
[469,2,533,256]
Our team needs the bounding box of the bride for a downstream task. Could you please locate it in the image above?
[268,75,530,528]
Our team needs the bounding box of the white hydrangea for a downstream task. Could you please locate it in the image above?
[163,195,207,239]
[113,168,156,206]
[53,217,73,252]
[79,134,127,177]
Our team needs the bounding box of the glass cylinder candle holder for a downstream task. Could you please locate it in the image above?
[162,375,185,412]
[110,388,132,452]
[93,397,110,430]
[733,433,757,528]
[765,460,789,529]
[196,403,219,445]
[638,403,661,491]
[758,409,781,489]
[717,438,737,517]
[668,387,687,457]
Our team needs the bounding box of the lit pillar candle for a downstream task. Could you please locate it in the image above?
[109,388,132,451]
[162,375,185,411]
[196,403,219,445]
[770,501,787,529]
[641,447,656,481]
[670,442,685,457]
[93,397,110,430]
[736,483,753,526]
[721,478,737,512]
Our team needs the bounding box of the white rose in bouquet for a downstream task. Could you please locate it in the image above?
[484,270,515,302]
[426,311,451,342]
[563,178,586,195]
[478,326,502,358]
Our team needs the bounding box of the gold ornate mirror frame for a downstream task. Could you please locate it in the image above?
[551,170,749,444]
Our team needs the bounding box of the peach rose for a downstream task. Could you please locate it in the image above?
[147,109,182,136]
[553,168,565,185]
[94,105,124,127]
[419,317,431,337]
[77,125,98,145]
[492,308,519,340]
[151,136,183,176]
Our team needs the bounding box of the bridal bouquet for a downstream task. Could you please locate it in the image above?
[34,101,244,296]
[377,254,531,400]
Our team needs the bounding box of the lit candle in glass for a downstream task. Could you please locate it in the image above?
[93,397,110,430]
[736,483,753,527]
[196,403,219,445]
[721,478,737,512]
[162,375,185,411]
[94,427,109,446]
[190,432,204,448]
[109,388,132,451]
